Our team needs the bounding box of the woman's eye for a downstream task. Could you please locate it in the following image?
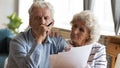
[73,24,78,28]
[73,24,85,32]
[79,27,84,32]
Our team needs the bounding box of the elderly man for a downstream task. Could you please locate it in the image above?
[7,1,69,68]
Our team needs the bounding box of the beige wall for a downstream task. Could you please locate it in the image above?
[0,0,18,25]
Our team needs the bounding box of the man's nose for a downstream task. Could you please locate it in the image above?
[40,18,46,25]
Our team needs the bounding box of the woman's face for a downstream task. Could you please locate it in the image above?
[70,20,90,47]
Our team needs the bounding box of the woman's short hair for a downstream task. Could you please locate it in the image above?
[70,10,101,43]
[28,1,54,18]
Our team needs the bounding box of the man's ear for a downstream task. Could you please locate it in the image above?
[29,18,32,27]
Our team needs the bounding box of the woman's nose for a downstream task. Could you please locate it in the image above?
[73,29,79,34]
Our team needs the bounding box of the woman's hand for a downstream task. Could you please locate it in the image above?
[64,45,72,52]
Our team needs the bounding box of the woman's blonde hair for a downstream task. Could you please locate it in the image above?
[70,10,101,43]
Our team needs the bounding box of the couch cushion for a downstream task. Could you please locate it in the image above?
[0,37,11,54]
[0,54,8,68]
[0,28,14,54]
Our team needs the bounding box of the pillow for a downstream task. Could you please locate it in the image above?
[0,28,14,54]
[0,37,11,54]
[0,28,13,41]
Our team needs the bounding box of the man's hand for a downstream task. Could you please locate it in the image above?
[33,24,51,44]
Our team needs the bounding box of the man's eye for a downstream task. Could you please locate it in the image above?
[35,16,41,20]
[44,17,49,20]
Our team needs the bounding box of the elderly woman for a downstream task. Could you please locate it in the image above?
[68,10,107,68]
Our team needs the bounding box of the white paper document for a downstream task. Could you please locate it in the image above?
[50,44,93,68]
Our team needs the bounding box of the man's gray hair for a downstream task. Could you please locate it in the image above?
[28,1,54,18]
[70,10,101,43]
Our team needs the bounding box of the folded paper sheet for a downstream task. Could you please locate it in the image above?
[50,44,93,68]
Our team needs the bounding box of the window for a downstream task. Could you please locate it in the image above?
[93,0,114,35]
[18,0,33,32]
[45,0,83,30]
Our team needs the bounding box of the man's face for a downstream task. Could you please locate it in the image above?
[30,7,54,31]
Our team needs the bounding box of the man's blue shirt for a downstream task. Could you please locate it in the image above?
[7,29,68,68]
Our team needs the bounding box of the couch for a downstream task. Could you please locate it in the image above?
[1,27,119,68]
[106,36,120,68]
[52,27,118,68]
[0,28,14,68]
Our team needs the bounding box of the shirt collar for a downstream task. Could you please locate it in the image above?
[44,36,52,44]
[29,29,35,43]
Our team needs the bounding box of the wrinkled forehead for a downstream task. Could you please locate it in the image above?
[72,20,90,31]
[72,19,86,25]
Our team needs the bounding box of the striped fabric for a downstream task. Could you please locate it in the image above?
[67,40,107,68]
[87,42,107,68]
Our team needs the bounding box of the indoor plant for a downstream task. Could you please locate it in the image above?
[7,13,22,34]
